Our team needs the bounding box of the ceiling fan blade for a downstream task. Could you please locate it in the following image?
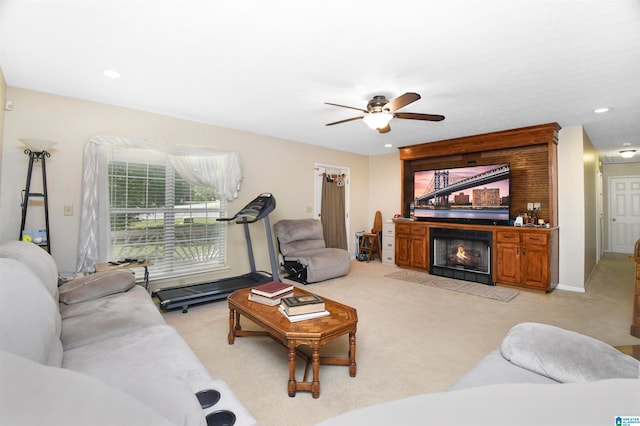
[325,102,368,113]
[325,116,364,126]
[395,112,445,122]
[383,92,421,112]
[377,124,391,134]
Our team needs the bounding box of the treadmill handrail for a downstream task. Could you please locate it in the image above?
[218,192,276,224]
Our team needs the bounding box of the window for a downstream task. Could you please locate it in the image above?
[77,135,242,275]
[108,153,226,279]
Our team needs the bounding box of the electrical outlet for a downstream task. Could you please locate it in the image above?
[527,202,533,210]
[533,202,541,210]
[306,206,313,213]
[64,205,73,216]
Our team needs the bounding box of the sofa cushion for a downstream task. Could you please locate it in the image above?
[0,240,59,300]
[0,258,63,366]
[0,350,175,426]
[62,324,260,425]
[59,269,136,304]
[501,322,640,382]
[60,285,165,350]
[63,324,215,391]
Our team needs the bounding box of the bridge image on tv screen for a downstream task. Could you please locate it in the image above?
[413,163,510,224]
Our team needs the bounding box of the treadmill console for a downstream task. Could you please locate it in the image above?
[233,193,276,223]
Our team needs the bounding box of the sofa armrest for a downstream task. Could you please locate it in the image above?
[448,348,559,391]
[123,379,206,426]
[59,270,136,304]
[501,322,640,383]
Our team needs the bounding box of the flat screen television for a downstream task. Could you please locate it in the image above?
[412,163,510,225]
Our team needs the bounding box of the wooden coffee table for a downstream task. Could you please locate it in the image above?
[227,287,357,398]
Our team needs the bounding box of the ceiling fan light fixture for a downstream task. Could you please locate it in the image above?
[619,149,636,159]
[362,112,393,130]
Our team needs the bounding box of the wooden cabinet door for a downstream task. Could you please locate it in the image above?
[410,235,428,269]
[522,244,548,288]
[395,223,428,269]
[496,231,521,285]
[632,261,640,338]
[496,242,521,284]
[395,233,411,267]
[521,233,550,289]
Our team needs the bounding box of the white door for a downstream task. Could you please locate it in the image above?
[608,176,640,253]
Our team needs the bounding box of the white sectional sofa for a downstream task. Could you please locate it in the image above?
[318,322,640,426]
[0,241,256,426]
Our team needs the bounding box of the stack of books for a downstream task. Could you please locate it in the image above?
[278,294,329,322]
[248,281,294,306]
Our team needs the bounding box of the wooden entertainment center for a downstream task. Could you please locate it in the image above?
[395,123,560,292]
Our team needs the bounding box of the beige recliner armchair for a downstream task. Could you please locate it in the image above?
[273,219,350,284]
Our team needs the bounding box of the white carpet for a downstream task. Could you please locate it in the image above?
[162,254,639,426]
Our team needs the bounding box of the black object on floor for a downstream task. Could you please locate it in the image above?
[153,193,281,313]
[154,271,272,313]
[206,410,236,426]
[196,389,221,409]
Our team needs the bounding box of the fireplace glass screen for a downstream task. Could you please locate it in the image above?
[433,238,490,274]
[430,228,493,285]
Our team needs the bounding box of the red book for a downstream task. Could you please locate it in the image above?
[248,290,294,306]
[251,281,294,297]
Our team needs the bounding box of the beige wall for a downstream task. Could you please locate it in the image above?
[582,129,599,285]
[368,153,402,222]
[0,86,610,292]
[0,87,371,287]
[555,126,588,291]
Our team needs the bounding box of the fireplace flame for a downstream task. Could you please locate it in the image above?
[456,245,469,261]
[451,245,472,266]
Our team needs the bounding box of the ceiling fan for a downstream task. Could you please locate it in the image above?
[325,92,445,133]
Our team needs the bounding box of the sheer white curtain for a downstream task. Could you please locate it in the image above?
[76,134,242,273]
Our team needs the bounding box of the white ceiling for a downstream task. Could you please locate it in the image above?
[1,0,639,163]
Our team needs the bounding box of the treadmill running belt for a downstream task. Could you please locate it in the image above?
[154,271,272,312]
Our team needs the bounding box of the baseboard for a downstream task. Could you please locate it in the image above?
[555,283,586,293]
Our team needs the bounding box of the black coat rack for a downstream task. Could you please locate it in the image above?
[19,149,51,253]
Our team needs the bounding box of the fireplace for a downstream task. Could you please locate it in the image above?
[430,228,493,285]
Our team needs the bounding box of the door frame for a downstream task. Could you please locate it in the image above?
[314,163,350,252]
[596,168,603,262]
[607,175,640,254]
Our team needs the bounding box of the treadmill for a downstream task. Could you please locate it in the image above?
[153,193,280,313]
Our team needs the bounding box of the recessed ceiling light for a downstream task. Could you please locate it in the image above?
[593,107,609,114]
[384,143,393,148]
[103,69,121,79]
